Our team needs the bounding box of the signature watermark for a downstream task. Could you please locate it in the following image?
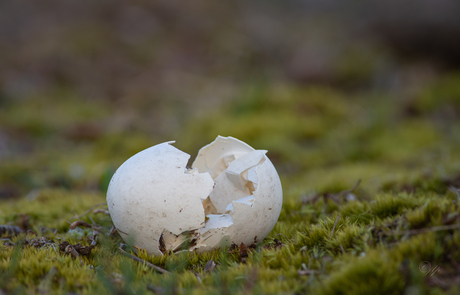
[419,261,440,276]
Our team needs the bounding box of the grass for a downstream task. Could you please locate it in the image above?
[1,73,460,294]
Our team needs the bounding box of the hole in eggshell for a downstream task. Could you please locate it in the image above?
[156,160,253,253]
[202,196,218,215]
[245,180,256,196]
[159,229,200,254]
[199,153,264,216]
[166,144,268,252]
[159,233,166,254]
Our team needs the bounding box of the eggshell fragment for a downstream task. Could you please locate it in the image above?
[193,136,254,179]
[193,214,233,252]
[226,158,283,245]
[193,136,283,246]
[107,136,283,255]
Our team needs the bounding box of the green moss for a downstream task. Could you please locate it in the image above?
[416,73,460,113]
[316,253,405,295]
[370,193,418,219]
[2,78,460,294]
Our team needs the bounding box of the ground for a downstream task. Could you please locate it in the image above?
[2,79,460,294]
[1,2,460,294]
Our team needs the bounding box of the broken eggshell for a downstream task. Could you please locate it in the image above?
[107,136,283,255]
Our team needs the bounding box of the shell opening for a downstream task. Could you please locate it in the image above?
[157,136,269,254]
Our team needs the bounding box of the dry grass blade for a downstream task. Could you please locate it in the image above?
[298,269,318,276]
[396,223,460,236]
[119,244,171,274]
[338,179,361,197]
[330,214,341,238]
[69,202,107,221]
[146,284,165,294]
[69,221,93,229]
[93,209,109,215]
[69,221,102,235]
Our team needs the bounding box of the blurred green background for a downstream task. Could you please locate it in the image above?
[1,0,460,199]
[2,2,460,294]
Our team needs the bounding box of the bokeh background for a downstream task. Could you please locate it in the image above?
[1,0,460,199]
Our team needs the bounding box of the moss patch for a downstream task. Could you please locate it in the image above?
[2,79,460,294]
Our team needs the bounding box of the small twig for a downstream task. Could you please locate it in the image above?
[108,225,118,236]
[395,223,460,236]
[146,284,165,294]
[338,179,361,198]
[50,244,59,255]
[93,209,109,215]
[26,230,38,236]
[298,269,317,276]
[69,221,96,230]
[119,244,171,274]
[339,243,345,254]
[92,226,100,237]
[69,202,107,221]
[115,227,129,236]
[330,214,341,238]
[303,179,362,205]
[90,235,98,247]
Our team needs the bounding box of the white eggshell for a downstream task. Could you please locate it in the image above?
[107,136,283,255]
[227,158,283,245]
[107,142,214,256]
[192,136,283,245]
